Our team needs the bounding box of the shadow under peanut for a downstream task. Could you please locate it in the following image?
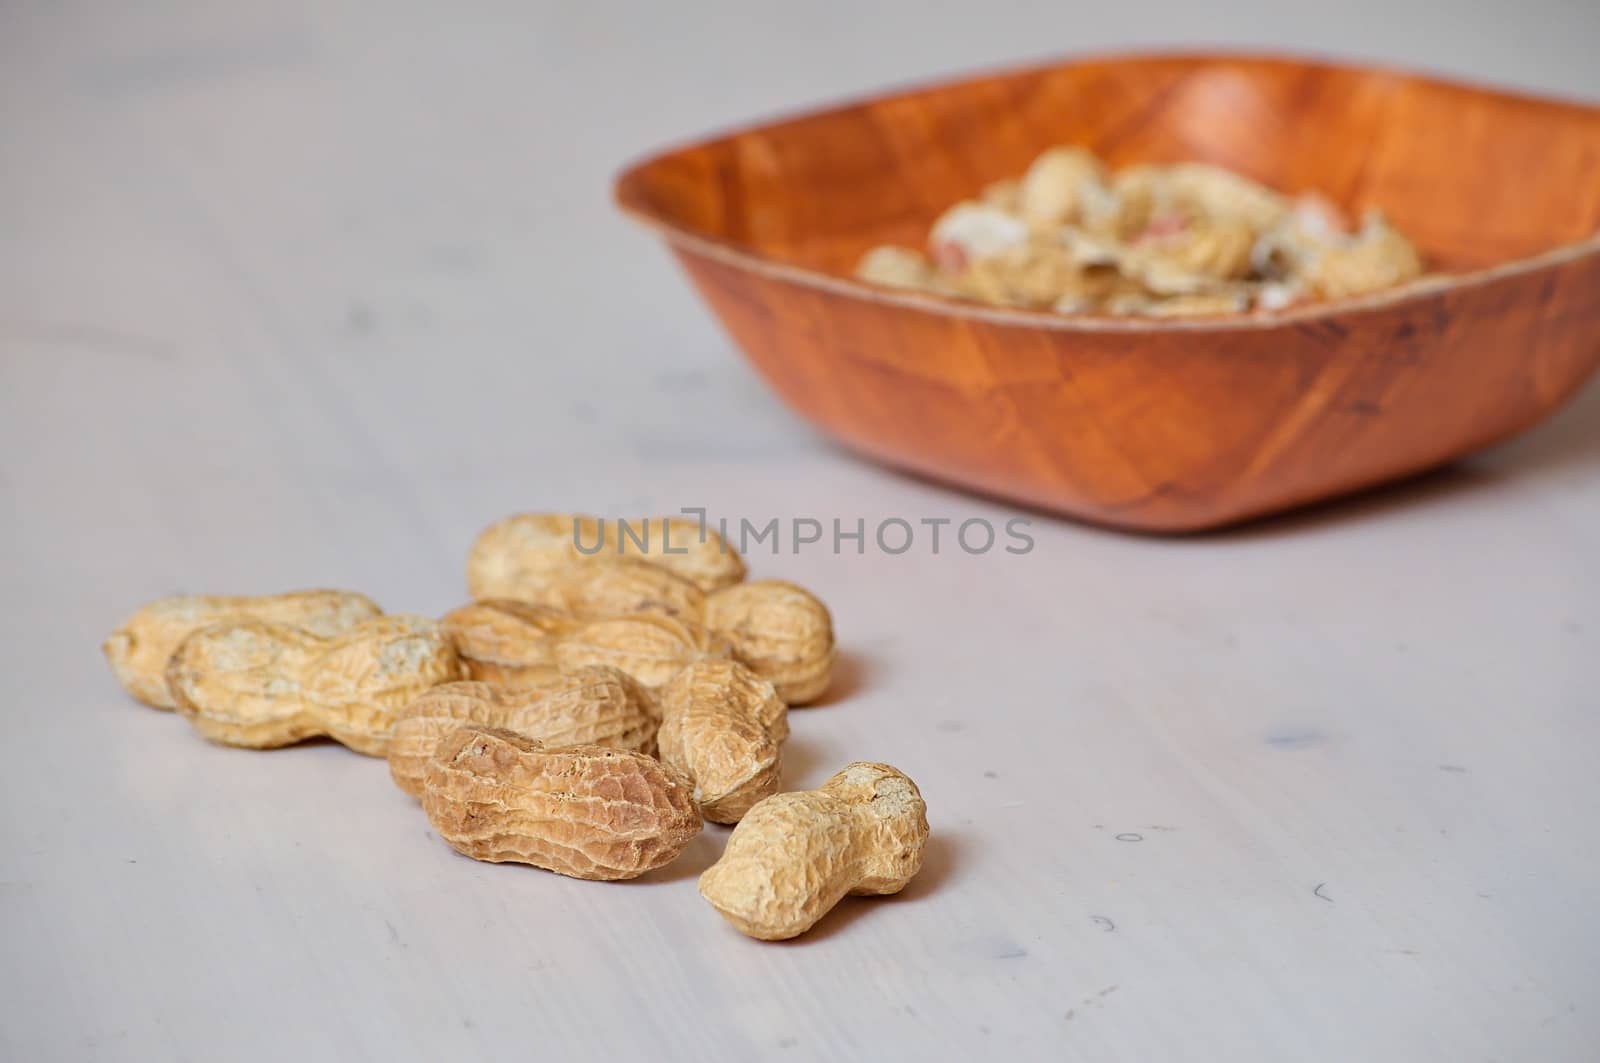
[635,827,727,885]
[805,647,871,708]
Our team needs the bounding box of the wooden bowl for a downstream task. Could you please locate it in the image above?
[614,52,1600,532]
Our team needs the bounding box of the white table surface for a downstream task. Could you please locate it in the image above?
[4,3,1598,1060]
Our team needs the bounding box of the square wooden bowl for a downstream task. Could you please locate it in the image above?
[615,53,1600,532]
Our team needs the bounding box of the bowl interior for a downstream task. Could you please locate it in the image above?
[618,54,1600,280]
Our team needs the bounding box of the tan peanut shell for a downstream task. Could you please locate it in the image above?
[422,726,701,880]
[439,599,580,689]
[657,659,787,823]
[467,512,745,597]
[590,515,747,591]
[103,590,383,709]
[703,580,835,704]
[856,245,935,291]
[165,615,462,755]
[1018,145,1107,227]
[1124,216,1256,290]
[387,668,658,797]
[858,144,1424,316]
[554,614,732,689]
[512,559,706,620]
[699,762,929,940]
[1305,213,1425,299]
[466,513,599,593]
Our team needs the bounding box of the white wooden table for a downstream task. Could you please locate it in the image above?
[3,3,1597,1059]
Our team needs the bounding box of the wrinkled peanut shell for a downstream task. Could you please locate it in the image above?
[699,762,929,940]
[439,599,579,689]
[422,726,701,880]
[657,659,787,823]
[468,513,745,597]
[104,590,383,709]
[387,668,658,797]
[166,615,462,755]
[507,559,706,621]
[704,580,835,704]
[554,614,732,689]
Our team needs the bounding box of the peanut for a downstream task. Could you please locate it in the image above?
[704,580,835,704]
[1304,211,1424,300]
[103,590,382,709]
[1018,146,1108,228]
[856,245,934,291]
[165,616,462,755]
[422,725,701,880]
[511,559,705,620]
[657,659,787,823]
[467,513,745,597]
[439,599,580,689]
[387,668,657,797]
[554,614,731,690]
[1163,162,1291,233]
[858,147,1422,315]
[1124,215,1256,289]
[698,762,928,940]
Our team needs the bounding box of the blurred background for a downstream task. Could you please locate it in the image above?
[4,2,1597,605]
[5,0,1598,600]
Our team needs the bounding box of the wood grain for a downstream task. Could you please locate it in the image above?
[617,53,1600,531]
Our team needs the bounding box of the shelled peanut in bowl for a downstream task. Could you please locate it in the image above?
[857,147,1425,316]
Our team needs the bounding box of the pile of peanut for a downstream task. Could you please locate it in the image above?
[857,146,1425,316]
[103,514,928,941]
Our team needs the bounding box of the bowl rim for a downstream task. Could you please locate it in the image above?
[614,48,1600,333]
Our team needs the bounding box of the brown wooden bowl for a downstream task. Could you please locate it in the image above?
[614,52,1600,532]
